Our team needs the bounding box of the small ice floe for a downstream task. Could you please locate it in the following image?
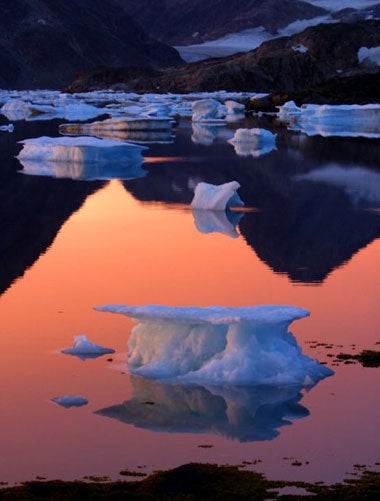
[224,100,246,115]
[191,181,244,211]
[192,208,244,238]
[0,124,14,132]
[191,99,226,123]
[94,304,334,386]
[228,128,277,157]
[277,100,302,119]
[51,395,88,408]
[61,334,115,360]
[16,136,147,166]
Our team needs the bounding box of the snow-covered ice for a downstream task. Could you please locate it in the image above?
[95,304,333,386]
[17,136,147,165]
[278,103,380,138]
[192,208,244,238]
[228,128,277,157]
[95,376,310,441]
[51,395,88,408]
[192,99,226,123]
[61,334,115,360]
[191,181,245,211]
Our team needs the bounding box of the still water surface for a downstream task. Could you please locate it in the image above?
[0,115,379,484]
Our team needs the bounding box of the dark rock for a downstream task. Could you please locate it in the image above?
[117,0,327,45]
[0,0,182,89]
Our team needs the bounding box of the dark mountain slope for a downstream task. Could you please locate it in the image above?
[118,0,327,45]
[0,0,182,89]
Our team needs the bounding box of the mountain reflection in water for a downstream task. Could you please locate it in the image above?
[96,376,310,442]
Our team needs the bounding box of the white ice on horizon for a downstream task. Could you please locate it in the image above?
[51,395,88,408]
[294,165,380,205]
[191,181,245,211]
[61,334,115,359]
[95,304,333,386]
[228,128,277,157]
[16,136,147,166]
[277,102,380,138]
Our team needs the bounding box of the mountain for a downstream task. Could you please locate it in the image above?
[69,19,380,100]
[117,0,327,45]
[0,0,182,89]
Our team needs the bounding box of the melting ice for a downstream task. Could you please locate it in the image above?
[61,334,115,360]
[95,304,333,386]
[191,181,245,211]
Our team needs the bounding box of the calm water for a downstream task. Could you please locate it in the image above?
[0,113,379,484]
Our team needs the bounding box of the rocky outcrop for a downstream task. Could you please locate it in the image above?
[0,0,182,89]
[117,0,326,45]
[69,20,380,102]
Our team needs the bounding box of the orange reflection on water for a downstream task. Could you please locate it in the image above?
[0,179,379,483]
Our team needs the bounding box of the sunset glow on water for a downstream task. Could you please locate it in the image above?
[0,117,379,485]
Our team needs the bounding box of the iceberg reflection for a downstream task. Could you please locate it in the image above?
[95,376,310,442]
[192,208,244,238]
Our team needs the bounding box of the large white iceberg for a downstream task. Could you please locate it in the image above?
[95,304,333,386]
[95,376,310,442]
[16,136,147,165]
[191,181,244,211]
[61,334,115,360]
[228,128,277,157]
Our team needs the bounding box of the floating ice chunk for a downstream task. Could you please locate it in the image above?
[0,124,14,132]
[294,165,380,205]
[277,100,302,118]
[95,304,333,386]
[62,334,115,360]
[192,99,226,123]
[224,100,246,115]
[96,376,310,442]
[228,128,277,157]
[1,99,105,121]
[358,46,380,66]
[51,395,88,408]
[192,208,244,238]
[191,181,244,211]
[17,136,147,165]
[281,103,380,138]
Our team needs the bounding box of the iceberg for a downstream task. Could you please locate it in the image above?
[224,100,246,115]
[95,304,333,386]
[16,136,147,165]
[95,376,310,442]
[191,181,244,211]
[1,99,105,121]
[61,334,115,360]
[278,103,380,138]
[192,208,244,238]
[192,99,226,123]
[51,395,88,408]
[228,128,277,157]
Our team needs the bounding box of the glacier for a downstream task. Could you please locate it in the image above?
[61,334,115,360]
[95,304,333,386]
[95,376,310,442]
[191,181,245,211]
